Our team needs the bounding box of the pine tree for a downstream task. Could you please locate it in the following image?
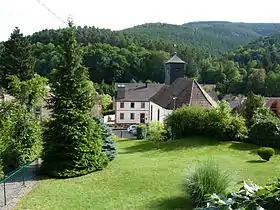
[42,21,108,178]
[0,27,35,89]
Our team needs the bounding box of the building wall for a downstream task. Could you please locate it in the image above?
[115,101,150,124]
[150,102,172,123]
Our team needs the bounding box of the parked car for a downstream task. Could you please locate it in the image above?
[127,125,137,133]
[132,128,137,136]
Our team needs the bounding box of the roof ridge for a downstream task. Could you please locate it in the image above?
[189,80,194,104]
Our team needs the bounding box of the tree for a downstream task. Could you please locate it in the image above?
[99,94,112,111]
[0,27,35,89]
[240,92,264,126]
[246,69,266,94]
[41,21,108,178]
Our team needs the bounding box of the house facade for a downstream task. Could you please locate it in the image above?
[114,52,217,125]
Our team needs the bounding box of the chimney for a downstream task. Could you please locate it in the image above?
[116,84,125,99]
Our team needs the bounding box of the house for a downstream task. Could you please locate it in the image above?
[114,52,217,126]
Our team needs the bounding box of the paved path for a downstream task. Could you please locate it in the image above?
[0,161,40,210]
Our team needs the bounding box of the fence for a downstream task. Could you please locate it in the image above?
[0,158,40,209]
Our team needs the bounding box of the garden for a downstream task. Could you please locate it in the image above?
[16,93,280,209]
[2,21,280,210]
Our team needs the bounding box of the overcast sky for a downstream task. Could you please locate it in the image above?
[1,0,280,41]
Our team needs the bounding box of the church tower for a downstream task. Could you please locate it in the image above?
[165,52,186,85]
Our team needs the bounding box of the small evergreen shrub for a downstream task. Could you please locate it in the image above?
[94,117,117,161]
[257,147,275,161]
[137,124,147,139]
[184,159,229,207]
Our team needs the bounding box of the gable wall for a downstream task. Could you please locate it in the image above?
[190,83,212,108]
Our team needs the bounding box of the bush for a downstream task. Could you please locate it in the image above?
[0,101,43,174]
[94,117,117,161]
[136,124,147,139]
[257,147,275,161]
[147,121,167,149]
[165,101,247,141]
[184,159,229,207]
[250,119,280,146]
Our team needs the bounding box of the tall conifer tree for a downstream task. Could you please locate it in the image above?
[42,21,108,178]
[0,27,35,89]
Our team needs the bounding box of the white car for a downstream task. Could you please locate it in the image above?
[127,125,137,133]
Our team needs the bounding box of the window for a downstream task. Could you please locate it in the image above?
[130,113,135,120]
[150,105,153,121]
[130,102,135,108]
[141,102,145,108]
[157,109,160,121]
[120,113,124,120]
[120,102,124,108]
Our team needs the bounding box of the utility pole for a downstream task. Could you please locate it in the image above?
[173,96,177,110]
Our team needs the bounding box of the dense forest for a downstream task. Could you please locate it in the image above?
[125,21,280,54]
[1,21,280,97]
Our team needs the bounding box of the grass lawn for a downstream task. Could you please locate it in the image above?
[16,137,280,210]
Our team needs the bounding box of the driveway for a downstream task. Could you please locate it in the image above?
[112,129,136,139]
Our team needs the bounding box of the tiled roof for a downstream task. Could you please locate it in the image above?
[150,77,217,109]
[115,83,164,102]
[165,53,186,64]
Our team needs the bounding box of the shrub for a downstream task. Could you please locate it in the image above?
[165,101,247,141]
[0,101,43,174]
[147,121,167,149]
[252,107,277,124]
[257,147,275,161]
[184,159,229,207]
[136,124,147,139]
[249,119,280,146]
[94,117,117,161]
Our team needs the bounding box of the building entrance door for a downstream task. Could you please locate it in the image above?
[140,113,145,124]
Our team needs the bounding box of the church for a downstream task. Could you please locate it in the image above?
[114,53,217,126]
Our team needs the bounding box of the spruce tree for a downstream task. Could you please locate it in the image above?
[42,22,108,178]
[0,27,35,89]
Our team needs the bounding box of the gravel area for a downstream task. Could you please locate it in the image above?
[0,161,40,210]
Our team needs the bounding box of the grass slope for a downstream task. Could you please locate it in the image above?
[16,137,280,210]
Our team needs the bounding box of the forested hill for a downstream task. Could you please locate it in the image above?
[29,21,280,56]
[124,22,280,54]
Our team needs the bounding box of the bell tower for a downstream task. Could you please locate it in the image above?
[165,52,186,85]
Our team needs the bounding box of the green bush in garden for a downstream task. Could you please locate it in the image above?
[94,117,117,161]
[136,124,147,139]
[147,121,167,149]
[257,147,275,161]
[165,101,247,141]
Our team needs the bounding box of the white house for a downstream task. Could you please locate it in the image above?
[114,53,217,125]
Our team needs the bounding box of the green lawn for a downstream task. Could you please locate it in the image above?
[17,137,280,210]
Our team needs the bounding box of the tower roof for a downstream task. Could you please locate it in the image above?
[165,52,186,64]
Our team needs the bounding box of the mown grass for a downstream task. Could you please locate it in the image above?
[16,137,280,210]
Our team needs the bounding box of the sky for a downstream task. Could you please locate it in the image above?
[0,0,280,41]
